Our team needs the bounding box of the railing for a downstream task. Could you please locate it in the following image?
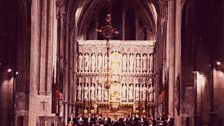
[37,116,62,126]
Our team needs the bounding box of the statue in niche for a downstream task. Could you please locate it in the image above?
[103,87,109,101]
[136,54,141,72]
[97,83,102,101]
[122,54,127,72]
[91,53,96,72]
[84,53,90,72]
[135,84,140,101]
[98,53,103,72]
[142,54,147,73]
[129,53,135,72]
[84,83,89,101]
[142,84,147,101]
[78,53,83,72]
[90,83,95,101]
[77,83,82,101]
[149,53,154,72]
[121,83,127,101]
[128,84,134,101]
[149,85,153,102]
[104,53,107,72]
[149,78,153,85]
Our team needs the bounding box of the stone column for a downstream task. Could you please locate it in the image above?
[122,8,126,40]
[168,0,175,118]
[175,1,185,125]
[29,1,56,125]
[46,0,54,95]
[67,19,74,113]
[29,0,41,125]
[57,6,66,123]
[63,18,69,125]
[59,11,65,74]
[39,0,48,95]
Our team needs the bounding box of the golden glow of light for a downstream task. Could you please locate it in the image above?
[196,72,206,92]
[7,68,12,73]
[216,61,221,66]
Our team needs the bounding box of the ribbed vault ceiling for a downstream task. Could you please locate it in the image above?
[65,0,163,38]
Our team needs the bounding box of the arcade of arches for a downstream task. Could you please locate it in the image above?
[0,0,223,126]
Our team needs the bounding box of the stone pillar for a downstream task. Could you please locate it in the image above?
[39,0,48,95]
[58,5,66,124]
[59,11,65,73]
[46,0,54,95]
[29,0,41,125]
[63,18,70,125]
[122,8,126,40]
[175,1,184,125]
[67,19,74,114]
[168,0,175,118]
[29,0,56,126]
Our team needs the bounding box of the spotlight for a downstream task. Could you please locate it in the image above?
[216,61,221,66]
[15,71,19,75]
[7,68,12,73]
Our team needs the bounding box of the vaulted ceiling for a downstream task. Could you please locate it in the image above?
[63,0,166,38]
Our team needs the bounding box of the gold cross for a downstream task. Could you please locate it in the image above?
[97,14,119,41]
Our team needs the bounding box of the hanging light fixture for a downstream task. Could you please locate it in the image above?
[96,0,119,89]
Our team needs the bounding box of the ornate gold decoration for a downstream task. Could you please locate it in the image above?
[111,102,120,110]
[97,1,119,89]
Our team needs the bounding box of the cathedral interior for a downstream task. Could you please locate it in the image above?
[0,0,223,126]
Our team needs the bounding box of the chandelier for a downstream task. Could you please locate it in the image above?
[97,1,118,89]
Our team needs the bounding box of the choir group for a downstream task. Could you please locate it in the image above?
[67,113,174,126]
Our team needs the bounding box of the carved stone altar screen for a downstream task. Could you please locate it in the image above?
[75,40,155,116]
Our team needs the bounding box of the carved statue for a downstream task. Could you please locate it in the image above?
[135,84,140,101]
[149,78,153,85]
[129,53,135,72]
[103,88,109,101]
[84,83,89,101]
[97,83,102,101]
[122,54,127,72]
[90,83,95,101]
[77,83,82,101]
[142,54,147,73]
[142,84,147,101]
[104,53,109,72]
[84,53,90,72]
[78,53,83,72]
[136,54,141,72]
[98,53,103,72]
[121,83,127,101]
[91,53,96,72]
[128,84,134,101]
[149,53,154,72]
[149,85,153,102]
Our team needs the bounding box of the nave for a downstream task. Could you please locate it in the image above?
[0,0,223,126]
